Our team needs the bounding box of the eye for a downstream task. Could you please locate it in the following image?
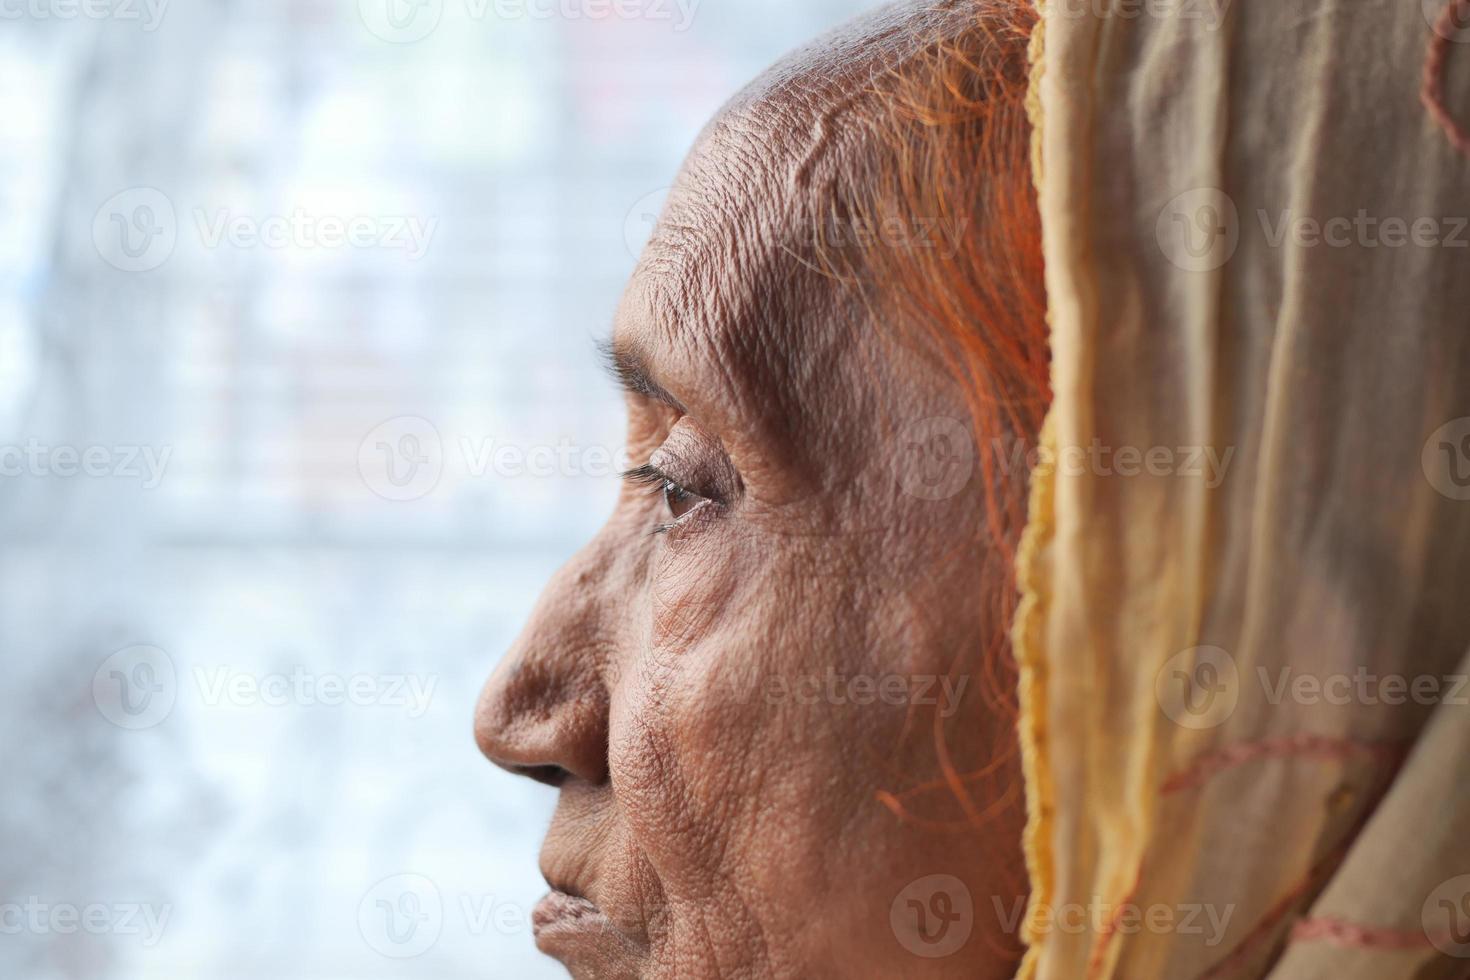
[623,463,710,532]
[661,479,704,520]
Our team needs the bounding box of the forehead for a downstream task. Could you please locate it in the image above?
[632,1,969,321]
[615,2,971,440]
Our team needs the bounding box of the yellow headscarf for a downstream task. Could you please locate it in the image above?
[1016,1,1470,977]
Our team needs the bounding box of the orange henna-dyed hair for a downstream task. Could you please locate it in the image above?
[816,0,1048,925]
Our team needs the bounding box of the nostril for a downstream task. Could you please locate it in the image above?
[473,646,611,786]
[514,764,570,788]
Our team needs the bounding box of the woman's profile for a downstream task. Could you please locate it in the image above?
[476,1,1470,977]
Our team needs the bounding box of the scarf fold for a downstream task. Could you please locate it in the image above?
[1014,2,1470,977]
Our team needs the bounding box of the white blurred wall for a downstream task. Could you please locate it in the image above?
[0,1,872,976]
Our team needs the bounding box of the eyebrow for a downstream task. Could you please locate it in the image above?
[596,336,688,414]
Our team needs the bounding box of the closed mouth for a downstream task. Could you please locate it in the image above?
[532,889,604,935]
[530,888,646,976]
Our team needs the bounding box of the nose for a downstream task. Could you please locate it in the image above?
[474,545,613,788]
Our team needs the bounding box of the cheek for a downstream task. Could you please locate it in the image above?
[647,525,738,651]
[607,535,894,889]
[604,649,756,909]
[607,531,753,879]
[608,575,945,967]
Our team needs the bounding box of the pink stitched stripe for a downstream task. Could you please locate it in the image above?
[1160,734,1402,796]
[1086,868,1144,980]
[1292,916,1435,950]
[1423,0,1470,157]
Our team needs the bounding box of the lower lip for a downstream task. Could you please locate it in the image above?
[532,891,646,974]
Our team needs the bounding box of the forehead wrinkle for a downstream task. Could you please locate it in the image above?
[619,1,984,473]
[636,1,983,359]
[630,133,850,465]
[637,83,880,360]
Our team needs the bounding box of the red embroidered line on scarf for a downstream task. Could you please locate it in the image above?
[1291,916,1435,950]
[1083,735,1406,980]
[1423,0,1470,157]
[1085,866,1144,980]
[1194,838,1359,980]
[1159,734,1400,796]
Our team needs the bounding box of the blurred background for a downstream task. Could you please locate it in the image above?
[0,0,870,976]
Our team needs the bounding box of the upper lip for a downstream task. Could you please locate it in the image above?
[537,834,646,946]
[543,871,589,902]
[535,852,654,965]
[540,850,604,910]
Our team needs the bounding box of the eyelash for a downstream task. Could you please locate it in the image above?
[622,463,705,534]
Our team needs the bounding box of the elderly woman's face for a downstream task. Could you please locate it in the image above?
[475,13,1024,979]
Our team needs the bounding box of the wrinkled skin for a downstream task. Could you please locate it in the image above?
[475,4,1027,977]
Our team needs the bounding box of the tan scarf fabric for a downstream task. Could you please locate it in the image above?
[1014,1,1470,977]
